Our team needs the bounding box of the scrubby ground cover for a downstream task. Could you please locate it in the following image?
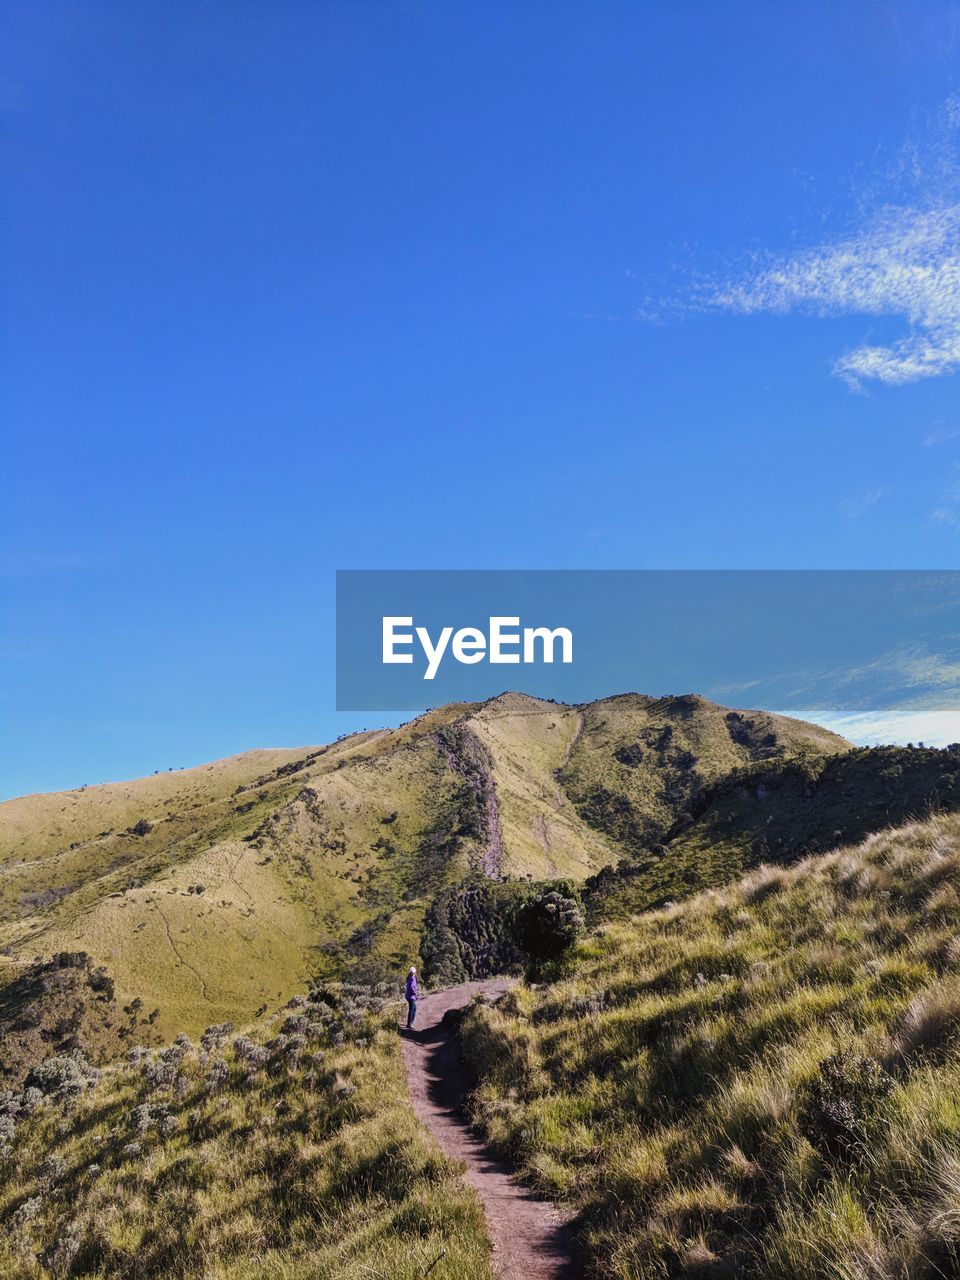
[0,952,160,1090]
[0,984,493,1280]
[587,743,960,922]
[462,812,960,1278]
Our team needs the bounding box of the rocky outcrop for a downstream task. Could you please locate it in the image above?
[432,725,504,878]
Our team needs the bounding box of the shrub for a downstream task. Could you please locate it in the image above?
[203,1057,229,1094]
[13,1195,42,1226]
[420,883,525,987]
[41,1222,82,1277]
[0,1116,14,1157]
[39,1155,67,1186]
[25,1051,100,1101]
[514,890,584,965]
[798,1052,893,1160]
[129,1104,154,1135]
[200,1023,234,1051]
[143,1044,186,1088]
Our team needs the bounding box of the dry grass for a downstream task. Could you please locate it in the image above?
[0,986,493,1279]
[462,812,960,1278]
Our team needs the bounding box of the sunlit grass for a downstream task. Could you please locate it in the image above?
[0,987,493,1279]
[463,812,960,1278]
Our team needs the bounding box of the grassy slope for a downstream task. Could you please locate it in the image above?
[591,743,960,920]
[0,693,851,1040]
[0,713,482,1036]
[0,734,476,1037]
[467,694,621,880]
[0,987,494,1280]
[559,693,849,851]
[0,748,326,864]
[462,811,960,1279]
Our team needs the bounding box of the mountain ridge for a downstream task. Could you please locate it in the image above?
[0,691,849,1043]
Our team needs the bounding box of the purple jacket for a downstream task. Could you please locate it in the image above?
[406,974,418,1001]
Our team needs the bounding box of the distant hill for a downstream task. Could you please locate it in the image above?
[0,692,849,1040]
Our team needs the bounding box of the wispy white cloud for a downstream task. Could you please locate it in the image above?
[924,423,960,446]
[931,470,960,525]
[838,486,889,518]
[785,704,960,748]
[710,202,960,388]
[695,95,960,389]
[714,630,960,747]
[827,643,960,695]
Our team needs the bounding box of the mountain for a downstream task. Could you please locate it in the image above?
[0,692,849,1042]
[8,695,960,1280]
[8,786,960,1280]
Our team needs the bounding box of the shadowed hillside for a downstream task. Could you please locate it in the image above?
[587,742,960,920]
[0,952,159,1089]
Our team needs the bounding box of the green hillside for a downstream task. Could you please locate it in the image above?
[587,742,960,920]
[0,983,493,1280]
[11,693,960,1280]
[0,693,849,1041]
[462,810,960,1279]
[559,692,847,853]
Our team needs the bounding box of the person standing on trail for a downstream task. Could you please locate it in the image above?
[405,966,418,1028]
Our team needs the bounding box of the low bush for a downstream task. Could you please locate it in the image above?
[797,1051,893,1160]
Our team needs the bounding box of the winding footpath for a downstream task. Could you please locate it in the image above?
[400,980,580,1280]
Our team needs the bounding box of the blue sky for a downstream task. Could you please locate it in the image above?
[4,2,960,798]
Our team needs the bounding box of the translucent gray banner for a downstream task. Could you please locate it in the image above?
[336,570,960,742]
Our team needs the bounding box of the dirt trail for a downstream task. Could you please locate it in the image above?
[154,903,210,1000]
[400,980,580,1280]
